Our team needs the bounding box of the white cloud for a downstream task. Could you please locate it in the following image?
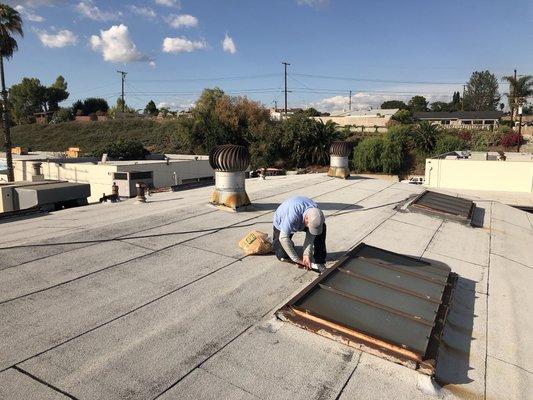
[10,1,62,6]
[296,0,329,7]
[162,36,206,54]
[222,33,236,54]
[155,0,180,7]
[149,60,156,68]
[76,1,120,21]
[157,100,194,111]
[14,5,44,22]
[90,24,150,63]
[36,29,77,48]
[166,14,198,28]
[129,5,156,18]
[308,89,455,113]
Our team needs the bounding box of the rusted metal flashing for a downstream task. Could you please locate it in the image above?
[409,191,475,224]
[276,243,457,376]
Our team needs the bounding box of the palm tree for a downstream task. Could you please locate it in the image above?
[502,75,533,122]
[0,4,23,182]
[414,121,440,154]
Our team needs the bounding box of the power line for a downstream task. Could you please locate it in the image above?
[292,73,464,85]
[128,73,279,83]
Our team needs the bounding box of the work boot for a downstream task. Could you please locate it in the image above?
[311,263,326,273]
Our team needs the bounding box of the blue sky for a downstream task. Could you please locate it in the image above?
[6,0,533,112]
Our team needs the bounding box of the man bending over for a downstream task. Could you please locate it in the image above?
[272,196,327,273]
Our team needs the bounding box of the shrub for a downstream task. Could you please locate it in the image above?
[380,125,412,174]
[92,139,148,160]
[51,108,73,123]
[501,133,521,149]
[414,121,440,153]
[471,131,489,151]
[352,137,384,172]
[455,130,472,142]
[434,135,466,156]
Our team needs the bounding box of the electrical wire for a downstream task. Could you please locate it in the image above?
[292,73,465,85]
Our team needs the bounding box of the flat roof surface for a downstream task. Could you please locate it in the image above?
[0,174,531,399]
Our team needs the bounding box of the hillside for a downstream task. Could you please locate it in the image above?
[11,120,184,155]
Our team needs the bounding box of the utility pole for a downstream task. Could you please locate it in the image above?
[349,90,352,111]
[282,62,290,115]
[117,70,127,113]
[517,104,523,152]
[461,84,466,111]
[510,69,517,126]
[273,100,278,110]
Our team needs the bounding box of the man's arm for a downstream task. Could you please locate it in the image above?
[279,231,300,263]
[303,232,315,258]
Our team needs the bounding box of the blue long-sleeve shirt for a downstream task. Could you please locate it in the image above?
[273,196,318,262]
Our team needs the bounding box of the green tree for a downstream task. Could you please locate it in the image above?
[450,91,461,111]
[144,100,158,116]
[381,100,408,110]
[0,3,23,181]
[280,113,339,168]
[408,96,429,112]
[502,74,533,119]
[352,137,384,172]
[414,121,440,153]
[463,70,500,111]
[430,101,451,112]
[71,100,83,116]
[391,109,414,124]
[46,75,69,112]
[300,107,321,117]
[9,77,46,124]
[82,98,109,115]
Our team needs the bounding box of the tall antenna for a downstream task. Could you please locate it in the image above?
[117,70,127,113]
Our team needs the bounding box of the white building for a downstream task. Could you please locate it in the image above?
[2,154,213,203]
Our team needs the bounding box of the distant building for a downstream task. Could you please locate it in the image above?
[269,108,304,120]
[3,154,214,203]
[414,111,503,129]
[34,111,54,124]
[313,109,399,132]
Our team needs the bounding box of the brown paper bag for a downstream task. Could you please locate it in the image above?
[239,230,273,255]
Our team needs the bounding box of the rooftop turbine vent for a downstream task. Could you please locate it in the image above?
[209,144,251,211]
[328,141,353,179]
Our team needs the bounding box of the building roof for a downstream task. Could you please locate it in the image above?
[414,111,504,120]
[0,174,531,399]
[333,108,399,117]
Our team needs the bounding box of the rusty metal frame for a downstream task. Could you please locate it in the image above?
[408,190,475,224]
[276,243,457,376]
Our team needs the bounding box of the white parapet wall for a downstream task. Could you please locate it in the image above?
[425,157,533,193]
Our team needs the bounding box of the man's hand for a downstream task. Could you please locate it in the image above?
[302,255,311,269]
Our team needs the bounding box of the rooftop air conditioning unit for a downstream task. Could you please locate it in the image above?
[112,171,154,198]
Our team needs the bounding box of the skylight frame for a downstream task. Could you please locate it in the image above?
[276,243,457,375]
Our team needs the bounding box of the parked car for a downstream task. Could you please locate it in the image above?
[401,176,424,185]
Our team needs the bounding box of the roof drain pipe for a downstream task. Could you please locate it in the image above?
[328,141,353,179]
[209,144,251,211]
